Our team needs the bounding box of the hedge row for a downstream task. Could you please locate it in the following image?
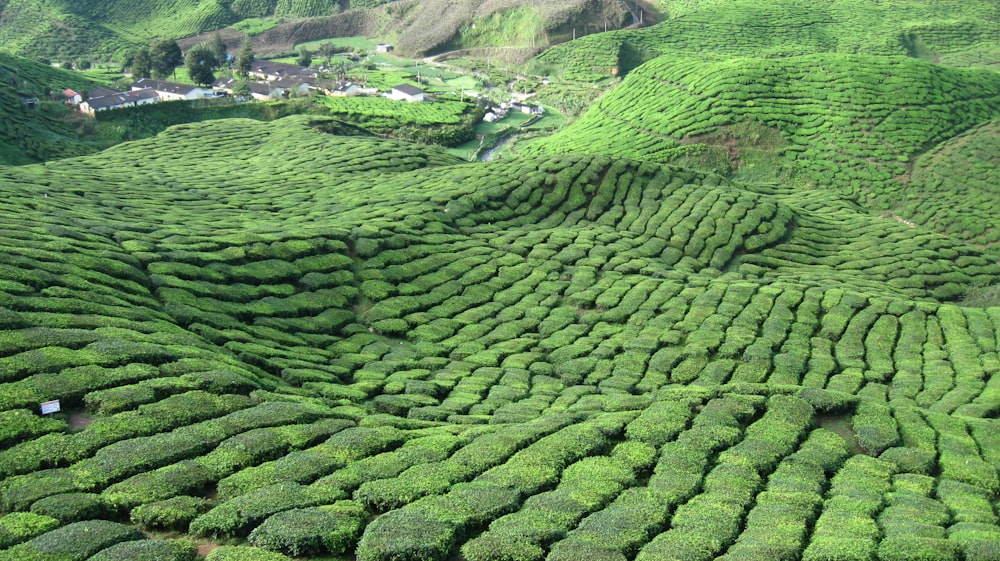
[70,400,336,490]
[357,412,635,561]
[0,520,142,561]
[462,448,640,561]
[102,418,353,511]
[635,395,814,561]
[802,455,897,561]
[547,395,760,560]
[216,425,404,501]
[354,414,576,512]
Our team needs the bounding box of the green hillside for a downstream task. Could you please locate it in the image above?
[536,0,1000,81]
[0,114,999,561]
[526,53,1000,249]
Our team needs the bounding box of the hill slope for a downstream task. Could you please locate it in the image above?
[0,116,999,561]
[536,0,1000,80]
[526,53,1000,249]
[0,53,109,164]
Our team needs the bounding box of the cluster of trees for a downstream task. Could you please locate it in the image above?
[128,35,256,86]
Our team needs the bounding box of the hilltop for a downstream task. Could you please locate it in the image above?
[0,0,628,61]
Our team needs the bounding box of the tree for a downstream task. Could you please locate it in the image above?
[233,79,251,99]
[131,47,152,78]
[210,33,228,67]
[185,44,218,86]
[235,37,254,78]
[296,46,312,68]
[150,39,183,80]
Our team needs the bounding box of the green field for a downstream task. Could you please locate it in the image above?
[0,110,998,560]
[1,0,1000,560]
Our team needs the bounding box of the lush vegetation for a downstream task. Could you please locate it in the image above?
[0,0,999,560]
[0,108,997,560]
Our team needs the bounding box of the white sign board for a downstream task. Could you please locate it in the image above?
[40,400,61,415]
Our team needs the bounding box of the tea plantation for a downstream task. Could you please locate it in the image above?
[0,111,998,561]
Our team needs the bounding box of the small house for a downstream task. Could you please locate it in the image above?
[212,77,238,95]
[248,60,318,82]
[63,89,82,105]
[510,102,543,115]
[483,112,499,123]
[387,84,425,103]
[272,78,312,97]
[327,81,360,97]
[248,82,285,101]
[376,43,394,53]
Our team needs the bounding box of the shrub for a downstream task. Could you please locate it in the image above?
[5,520,144,561]
[0,512,59,549]
[1,468,79,512]
[88,539,198,561]
[247,502,367,556]
[190,481,344,538]
[29,492,110,523]
[876,537,959,561]
[130,495,211,531]
[356,509,455,561]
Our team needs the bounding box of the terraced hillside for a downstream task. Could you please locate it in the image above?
[526,53,1000,251]
[1,115,999,561]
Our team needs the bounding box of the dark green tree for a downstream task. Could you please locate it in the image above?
[185,44,218,86]
[131,47,153,78]
[296,46,312,68]
[235,37,254,78]
[210,33,228,67]
[150,39,183,80]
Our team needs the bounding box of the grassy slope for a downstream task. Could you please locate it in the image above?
[0,115,998,561]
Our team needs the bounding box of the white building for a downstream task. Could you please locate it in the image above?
[387,84,425,103]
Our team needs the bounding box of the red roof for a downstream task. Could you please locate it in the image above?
[64,89,80,97]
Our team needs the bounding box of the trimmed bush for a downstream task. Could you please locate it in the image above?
[130,495,211,531]
[29,492,110,523]
[190,481,344,538]
[247,501,367,556]
[1,520,143,561]
[356,509,455,561]
[88,539,198,561]
[204,545,293,561]
[0,512,59,549]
